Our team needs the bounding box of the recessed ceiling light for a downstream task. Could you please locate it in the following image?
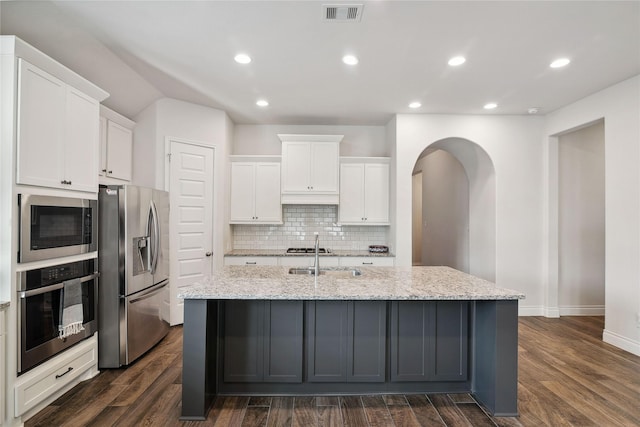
[448,56,466,66]
[550,58,570,68]
[483,103,498,110]
[234,53,252,64]
[409,102,422,109]
[256,99,269,107]
[528,107,540,114]
[342,55,359,65]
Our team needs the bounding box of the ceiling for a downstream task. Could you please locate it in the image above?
[1,1,639,125]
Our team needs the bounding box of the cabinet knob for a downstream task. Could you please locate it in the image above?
[108,170,113,174]
[101,169,107,173]
[205,252,213,257]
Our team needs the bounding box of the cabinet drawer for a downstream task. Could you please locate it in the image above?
[15,337,97,416]
[339,257,395,267]
[224,256,279,266]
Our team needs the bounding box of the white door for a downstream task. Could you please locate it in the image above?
[168,140,214,325]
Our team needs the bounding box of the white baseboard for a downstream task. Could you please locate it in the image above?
[559,305,605,316]
[518,305,546,316]
[603,329,640,356]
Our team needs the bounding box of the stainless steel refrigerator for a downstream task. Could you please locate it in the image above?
[98,184,170,368]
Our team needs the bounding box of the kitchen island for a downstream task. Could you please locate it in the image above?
[178,266,524,420]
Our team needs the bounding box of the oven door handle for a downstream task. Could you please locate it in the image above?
[18,272,100,299]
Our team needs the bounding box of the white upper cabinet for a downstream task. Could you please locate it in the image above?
[230,158,282,224]
[99,105,134,183]
[16,59,100,192]
[279,134,342,204]
[339,159,390,225]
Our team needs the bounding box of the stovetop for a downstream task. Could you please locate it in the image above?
[286,247,329,254]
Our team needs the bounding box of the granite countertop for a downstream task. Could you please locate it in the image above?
[179,266,525,301]
[225,249,395,257]
[0,300,9,310]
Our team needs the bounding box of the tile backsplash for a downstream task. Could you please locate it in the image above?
[232,205,389,250]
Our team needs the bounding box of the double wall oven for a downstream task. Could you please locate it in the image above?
[17,194,99,375]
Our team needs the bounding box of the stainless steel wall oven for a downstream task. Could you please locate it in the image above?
[18,194,97,263]
[17,258,98,375]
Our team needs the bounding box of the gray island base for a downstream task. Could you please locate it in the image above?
[178,266,524,420]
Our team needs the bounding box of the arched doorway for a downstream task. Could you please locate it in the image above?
[412,137,496,282]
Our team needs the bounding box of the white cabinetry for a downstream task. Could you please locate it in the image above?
[16,59,101,192]
[99,105,134,182]
[224,256,279,266]
[0,305,5,424]
[230,157,282,224]
[278,256,340,267]
[14,336,97,417]
[339,158,390,225]
[339,257,395,267]
[279,134,342,204]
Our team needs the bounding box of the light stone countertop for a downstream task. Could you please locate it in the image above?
[179,266,525,301]
[224,249,394,257]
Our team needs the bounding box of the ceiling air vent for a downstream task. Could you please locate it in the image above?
[322,4,363,22]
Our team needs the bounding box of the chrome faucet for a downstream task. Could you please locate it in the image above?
[313,233,320,276]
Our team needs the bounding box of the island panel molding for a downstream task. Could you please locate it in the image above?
[179,266,523,419]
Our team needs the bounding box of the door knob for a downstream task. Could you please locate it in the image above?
[205,252,213,257]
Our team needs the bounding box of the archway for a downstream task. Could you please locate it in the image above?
[412,137,496,282]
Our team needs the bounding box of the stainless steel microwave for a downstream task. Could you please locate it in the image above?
[18,194,97,263]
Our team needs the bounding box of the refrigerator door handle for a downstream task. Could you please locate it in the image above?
[149,200,160,274]
[128,280,167,304]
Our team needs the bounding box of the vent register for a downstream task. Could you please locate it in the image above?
[322,4,363,22]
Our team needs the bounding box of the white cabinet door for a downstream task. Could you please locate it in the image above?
[364,163,390,224]
[281,142,311,193]
[339,163,366,223]
[230,162,256,222]
[16,59,100,192]
[99,117,108,176]
[339,161,389,225]
[105,120,133,181]
[65,86,99,192]
[254,163,282,222]
[16,59,65,188]
[230,162,282,224]
[311,142,340,193]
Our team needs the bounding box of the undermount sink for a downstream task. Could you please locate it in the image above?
[288,267,362,277]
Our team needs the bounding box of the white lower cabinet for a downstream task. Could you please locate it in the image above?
[14,336,97,417]
[224,256,279,266]
[279,257,340,267]
[339,257,395,267]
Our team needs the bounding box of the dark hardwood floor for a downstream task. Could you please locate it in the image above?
[26,316,640,426]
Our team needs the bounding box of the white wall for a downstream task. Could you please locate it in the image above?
[234,124,388,157]
[392,115,545,314]
[134,98,234,267]
[558,121,605,314]
[411,172,422,265]
[414,150,469,271]
[545,75,640,355]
